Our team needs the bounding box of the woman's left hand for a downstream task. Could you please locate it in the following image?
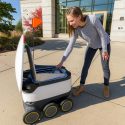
[102,52,109,61]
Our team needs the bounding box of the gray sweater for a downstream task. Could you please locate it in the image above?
[62,15,110,62]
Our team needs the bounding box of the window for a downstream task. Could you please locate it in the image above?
[67,1,80,7]
[59,0,66,3]
[80,0,92,6]
[107,4,114,13]
[58,0,66,6]
[81,6,92,12]
[94,0,108,5]
[94,5,108,11]
[108,0,115,3]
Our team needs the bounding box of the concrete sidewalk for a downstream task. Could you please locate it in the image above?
[0,38,125,125]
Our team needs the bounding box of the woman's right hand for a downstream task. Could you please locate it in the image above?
[56,62,63,68]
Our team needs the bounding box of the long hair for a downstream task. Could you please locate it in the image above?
[66,7,86,37]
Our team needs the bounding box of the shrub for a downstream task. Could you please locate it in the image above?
[0,32,44,53]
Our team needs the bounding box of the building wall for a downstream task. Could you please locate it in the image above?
[110,0,125,42]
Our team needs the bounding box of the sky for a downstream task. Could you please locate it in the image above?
[2,0,21,25]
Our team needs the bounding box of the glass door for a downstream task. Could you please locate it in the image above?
[59,6,67,33]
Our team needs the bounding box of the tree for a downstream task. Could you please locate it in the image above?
[0,0,16,33]
[15,19,23,32]
[23,7,43,36]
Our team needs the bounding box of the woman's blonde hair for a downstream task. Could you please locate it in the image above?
[66,7,86,37]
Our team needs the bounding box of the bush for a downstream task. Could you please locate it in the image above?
[15,20,23,32]
[0,37,15,52]
[25,36,44,47]
[0,33,44,53]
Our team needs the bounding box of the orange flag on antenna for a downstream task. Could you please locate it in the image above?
[32,17,42,28]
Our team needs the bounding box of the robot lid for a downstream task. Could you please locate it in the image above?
[15,34,25,92]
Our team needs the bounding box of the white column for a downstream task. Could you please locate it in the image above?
[41,0,55,38]
[110,0,125,42]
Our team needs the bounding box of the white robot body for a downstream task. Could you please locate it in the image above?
[15,35,73,125]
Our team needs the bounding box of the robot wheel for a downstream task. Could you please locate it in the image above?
[60,98,73,112]
[23,110,40,124]
[43,102,58,118]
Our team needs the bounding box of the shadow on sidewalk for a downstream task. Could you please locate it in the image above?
[38,77,125,124]
[33,39,86,51]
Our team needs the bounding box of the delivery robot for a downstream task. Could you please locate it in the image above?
[15,35,73,124]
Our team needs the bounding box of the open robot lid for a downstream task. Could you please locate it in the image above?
[15,34,37,92]
[15,34,25,92]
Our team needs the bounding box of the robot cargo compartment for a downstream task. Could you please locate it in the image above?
[23,65,71,93]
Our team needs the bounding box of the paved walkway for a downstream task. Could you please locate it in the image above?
[0,38,125,125]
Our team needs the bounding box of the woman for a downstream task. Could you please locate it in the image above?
[56,7,111,98]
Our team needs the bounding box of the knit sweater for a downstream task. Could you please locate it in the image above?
[62,14,110,62]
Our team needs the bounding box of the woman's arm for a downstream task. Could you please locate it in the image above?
[63,34,77,60]
[56,31,78,68]
[93,15,110,60]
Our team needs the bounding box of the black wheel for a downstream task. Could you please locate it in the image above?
[43,103,58,118]
[23,110,40,124]
[60,98,73,112]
